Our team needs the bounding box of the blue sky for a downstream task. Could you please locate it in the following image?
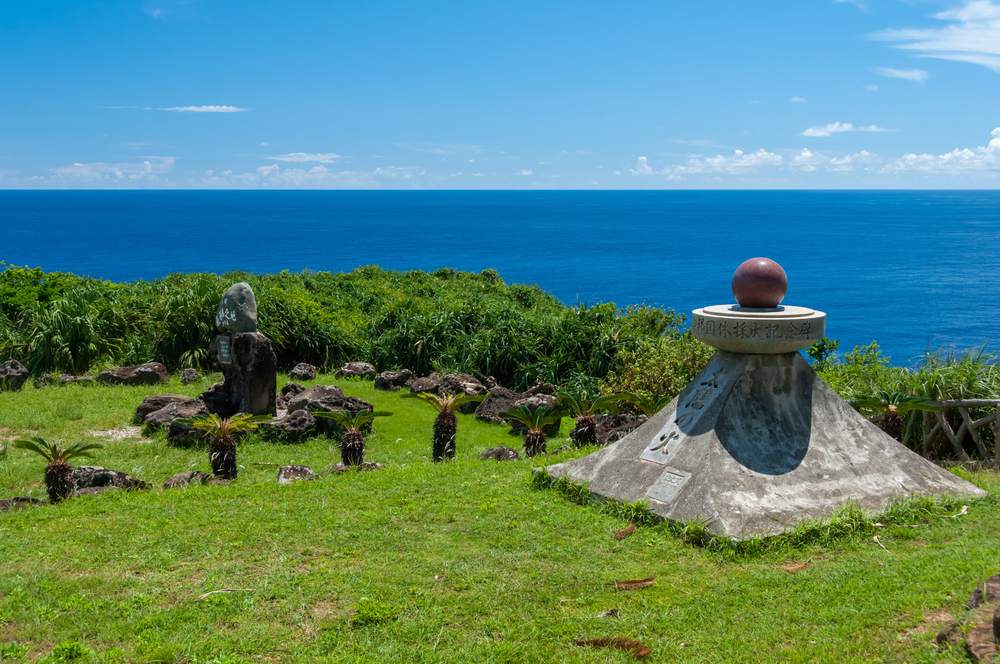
[1,0,999,189]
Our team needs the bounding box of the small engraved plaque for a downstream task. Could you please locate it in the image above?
[217,336,232,365]
[646,467,692,504]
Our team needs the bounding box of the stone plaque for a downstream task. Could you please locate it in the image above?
[217,336,232,365]
[640,353,741,465]
[646,467,692,504]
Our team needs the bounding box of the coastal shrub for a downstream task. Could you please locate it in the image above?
[600,333,714,402]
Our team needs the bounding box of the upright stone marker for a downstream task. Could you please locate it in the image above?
[207,283,277,416]
[545,257,986,539]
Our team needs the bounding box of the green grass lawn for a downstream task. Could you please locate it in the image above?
[0,376,997,663]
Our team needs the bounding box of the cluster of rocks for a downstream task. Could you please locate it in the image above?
[2,359,202,390]
[0,360,29,392]
[568,412,648,447]
[935,573,1000,662]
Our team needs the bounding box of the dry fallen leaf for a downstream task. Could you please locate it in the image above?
[614,522,636,540]
[606,576,656,591]
[783,557,813,574]
[573,637,651,658]
[195,588,255,601]
[944,505,969,519]
[873,535,890,552]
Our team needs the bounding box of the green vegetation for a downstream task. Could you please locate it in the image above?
[312,410,379,466]
[499,405,567,457]
[401,392,487,462]
[0,376,997,663]
[556,391,629,447]
[0,264,698,392]
[179,414,271,480]
[12,437,102,503]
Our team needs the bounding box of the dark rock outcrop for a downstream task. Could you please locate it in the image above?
[477,446,521,461]
[289,363,317,382]
[409,373,443,395]
[96,362,169,386]
[73,465,152,491]
[336,362,377,379]
[475,386,522,423]
[75,486,117,498]
[181,368,201,384]
[276,382,305,410]
[441,373,488,413]
[286,385,373,435]
[569,412,648,447]
[208,332,277,416]
[0,360,29,392]
[33,374,54,389]
[135,394,196,423]
[374,369,415,392]
[144,399,209,430]
[198,382,232,417]
[277,465,314,484]
[262,409,316,442]
[162,470,211,489]
[60,374,95,385]
[321,462,383,475]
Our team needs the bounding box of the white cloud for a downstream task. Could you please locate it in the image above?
[408,142,485,155]
[520,169,533,175]
[261,142,268,146]
[629,156,653,175]
[882,127,1000,172]
[802,122,895,137]
[267,153,342,163]
[871,1,1000,73]
[50,156,176,181]
[790,97,807,102]
[160,105,248,113]
[865,84,879,91]
[873,67,929,83]
[673,149,783,175]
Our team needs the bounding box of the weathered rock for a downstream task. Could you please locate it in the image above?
[33,374,54,389]
[134,394,193,423]
[968,575,1000,610]
[0,496,42,511]
[440,373,489,413]
[374,369,415,392]
[162,470,211,489]
[276,382,306,410]
[570,412,648,447]
[475,386,522,423]
[181,368,201,384]
[208,332,277,416]
[509,394,561,436]
[167,418,205,446]
[198,382,232,417]
[409,373,443,395]
[0,360,29,391]
[477,373,499,390]
[73,466,152,491]
[336,362,377,379]
[277,465,315,485]
[262,409,316,443]
[144,399,210,430]
[96,362,169,386]
[215,282,258,333]
[524,381,556,396]
[478,446,521,461]
[74,486,117,498]
[289,363,317,382]
[286,385,373,435]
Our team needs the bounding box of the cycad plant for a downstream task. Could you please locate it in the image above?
[499,405,567,457]
[621,393,674,418]
[402,392,487,461]
[178,413,271,479]
[557,390,630,447]
[850,391,940,441]
[313,410,379,465]
[14,437,103,503]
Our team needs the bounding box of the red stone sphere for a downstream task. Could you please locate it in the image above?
[731,257,788,308]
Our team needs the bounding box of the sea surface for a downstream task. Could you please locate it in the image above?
[2,189,999,366]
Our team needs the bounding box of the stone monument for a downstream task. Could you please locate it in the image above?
[207,282,277,416]
[545,257,986,539]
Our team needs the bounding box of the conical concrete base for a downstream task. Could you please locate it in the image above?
[544,351,986,539]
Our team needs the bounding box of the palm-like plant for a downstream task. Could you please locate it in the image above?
[557,390,630,448]
[621,393,674,418]
[313,410,379,465]
[402,392,487,461]
[499,405,567,457]
[14,437,103,503]
[178,413,271,479]
[850,391,940,441]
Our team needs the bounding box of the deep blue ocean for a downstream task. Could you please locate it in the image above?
[2,190,999,366]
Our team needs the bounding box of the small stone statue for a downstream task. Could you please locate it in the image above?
[207,283,276,416]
